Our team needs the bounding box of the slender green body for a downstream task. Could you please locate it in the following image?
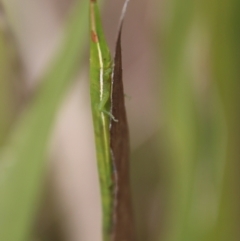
[89,1,113,240]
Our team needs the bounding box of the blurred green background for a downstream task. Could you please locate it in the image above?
[0,0,239,240]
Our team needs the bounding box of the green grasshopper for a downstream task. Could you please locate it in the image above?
[89,0,114,239]
[90,0,131,240]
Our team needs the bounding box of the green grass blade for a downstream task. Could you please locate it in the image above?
[205,0,240,240]
[89,1,113,240]
[161,1,199,240]
[0,4,22,146]
[0,1,88,241]
[161,0,228,240]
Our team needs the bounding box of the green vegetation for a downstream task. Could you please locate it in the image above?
[0,1,88,240]
[0,0,239,240]
[89,1,113,240]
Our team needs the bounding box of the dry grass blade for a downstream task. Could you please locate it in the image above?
[110,2,135,239]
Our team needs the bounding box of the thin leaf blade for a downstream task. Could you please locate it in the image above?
[110,1,135,240]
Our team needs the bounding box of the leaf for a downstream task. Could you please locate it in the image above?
[110,1,136,240]
[0,1,88,241]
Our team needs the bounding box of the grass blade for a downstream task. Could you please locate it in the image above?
[0,4,22,146]
[206,0,240,240]
[89,0,113,240]
[110,4,135,240]
[161,0,227,240]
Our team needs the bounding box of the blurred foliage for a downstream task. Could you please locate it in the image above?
[0,12,22,146]
[131,133,163,241]
[207,0,240,240]
[0,0,239,240]
[159,0,240,241]
[0,1,88,240]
